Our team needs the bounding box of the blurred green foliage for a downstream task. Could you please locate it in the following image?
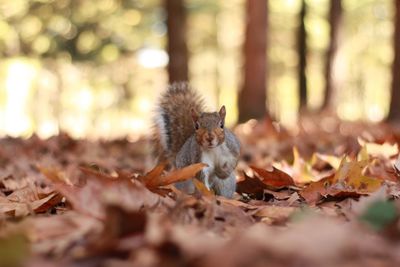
[0,0,163,62]
[360,200,398,231]
[0,232,29,267]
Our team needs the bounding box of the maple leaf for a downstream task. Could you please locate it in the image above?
[300,157,383,204]
[328,157,382,196]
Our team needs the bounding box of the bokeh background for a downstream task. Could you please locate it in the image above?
[0,0,395,139]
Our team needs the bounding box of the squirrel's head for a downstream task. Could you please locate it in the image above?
[191,106,226,149]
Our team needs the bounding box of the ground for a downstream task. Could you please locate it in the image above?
[1,115,400,267]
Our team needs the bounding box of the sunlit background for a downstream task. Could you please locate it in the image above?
[0,0,394,139]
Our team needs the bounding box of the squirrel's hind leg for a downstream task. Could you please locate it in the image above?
[212,173,236,198]
[175,180,196,194]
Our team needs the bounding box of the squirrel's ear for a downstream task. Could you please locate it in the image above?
[191,108,199,122]
[219,105,226,121]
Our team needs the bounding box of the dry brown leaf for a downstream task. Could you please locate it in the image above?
[250,165,295,188]
[0,192,61,217]
[236,172,268,199]
[26,211,102,257]
[253,206,297,221]
[299,175,333,204]
[41,166,160,219]
[7,186,40,202]
[137,162,167,186]
[300,157,383,204]
[193,178,214,197]
[147,163,207,188]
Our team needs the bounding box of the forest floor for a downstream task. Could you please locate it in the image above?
[1,115,400,267]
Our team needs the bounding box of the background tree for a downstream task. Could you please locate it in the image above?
[389,0,400,122]
[238,0,268,122]
[298,0,308,111]
[165,0,189,83]
[322,0,342,111]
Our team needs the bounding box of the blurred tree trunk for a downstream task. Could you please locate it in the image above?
[165,0,188,83]
[238,0,268,122]
[389,0,400,121]
[322,0,342,111]
[298,0,307,111]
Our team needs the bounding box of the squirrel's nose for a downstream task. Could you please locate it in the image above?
[206,134,214,142]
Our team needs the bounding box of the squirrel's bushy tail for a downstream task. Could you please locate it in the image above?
[153,82,204,166]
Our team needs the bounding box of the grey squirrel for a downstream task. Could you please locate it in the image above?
[153,82,240,198]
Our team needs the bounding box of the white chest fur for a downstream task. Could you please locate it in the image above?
[200,142,233,188]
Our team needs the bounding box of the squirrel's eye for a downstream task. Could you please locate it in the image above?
[219,121,224,129]
[195,122,200,130]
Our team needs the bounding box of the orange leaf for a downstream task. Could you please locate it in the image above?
[236,172,270,199]
[300,158,383,204]
[299,174,334,204]
[79,166,117,181]
[147,163,207,188]
[250,165,295,188]
[138,162,167,186]
[193,178,214,197]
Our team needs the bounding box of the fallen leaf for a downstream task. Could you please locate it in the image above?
[138,163,207,193]
[312,153,343,170]
[250,165,295,188]
[193,178,214,197]
[137,162,167,186]
[358,138,399,158]
[299,174,333,204]
[26,211,102,257]
[41,167,160,219]
[263,188,293,200]
[236,172,268,199]
[148,163,207,188]
[300,157,383,204]
[329,158,382,196]
[252,206,297,222]
[0,193,61,217]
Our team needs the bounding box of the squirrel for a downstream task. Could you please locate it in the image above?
[153,82,240,198]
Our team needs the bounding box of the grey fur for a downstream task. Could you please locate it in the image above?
[175,129,240,198]
[155,82,240,198]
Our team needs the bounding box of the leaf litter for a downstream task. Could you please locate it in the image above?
[1,118,400,266]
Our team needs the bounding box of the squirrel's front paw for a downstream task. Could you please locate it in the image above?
[215,162,232,179]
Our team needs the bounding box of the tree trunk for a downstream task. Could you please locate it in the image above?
[238,0,268,122]
[298,0,307,111]
[389,0,400,121]
[165,0,188,83]
[322,0,342,111]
